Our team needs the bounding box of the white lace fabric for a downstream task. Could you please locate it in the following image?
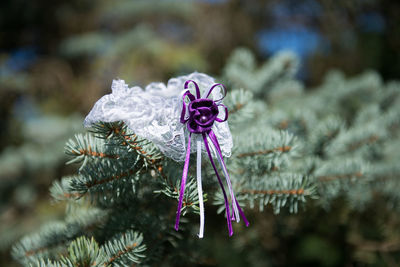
[84,72,233,161]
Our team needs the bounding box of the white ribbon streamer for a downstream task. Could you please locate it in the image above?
[196,139,205,238]
[209,137,240,223]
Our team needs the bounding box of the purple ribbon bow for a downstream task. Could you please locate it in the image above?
[175,80,249,238]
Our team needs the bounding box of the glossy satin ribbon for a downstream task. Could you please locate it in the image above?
[175,80,249,237]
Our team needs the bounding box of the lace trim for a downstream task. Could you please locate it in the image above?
[84,72,233,161]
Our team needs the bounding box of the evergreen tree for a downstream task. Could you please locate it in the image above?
[12,48,400,266]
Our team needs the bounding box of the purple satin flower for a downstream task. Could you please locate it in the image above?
[175,80,249,238]
[187,99,219,133]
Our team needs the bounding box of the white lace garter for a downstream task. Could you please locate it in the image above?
[84,72,233,161]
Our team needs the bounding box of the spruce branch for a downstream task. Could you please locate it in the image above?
[59,236,104,267]
[315,158,369,183]
[75,159,142,193]
[223,48,299,94]
[154,176,205,215]
[50,176,84,202]
[89,122,163,167]
[65,134,123,166]
[29,259,63,267]
[101,231,146,266]
[236,145,292,158]
[12,208,107,265]
[307,116,344,157]
[232,129,299,175]
[214,173,316,214]
[223,89,255,126]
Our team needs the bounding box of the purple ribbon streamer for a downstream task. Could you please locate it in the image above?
[175,80,249,237]
[202,132,233,236]
[209,129,249,226]
[175,132,191,231]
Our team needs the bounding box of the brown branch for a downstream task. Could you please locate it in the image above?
[237,146,292,158]
[229,103,244,115]
[118,127,171,188]
[241,188,305,195]
[318,172,363,182]
[102,122,159,164]
[72,146,119,159]
[104,243,138,266]
[235,165,279,177]
[105,123,122,138]
[119,129,159,165]
[348,135,379,151]
[85,169,137,188]
[25,247,48,257]
[173,187,193,207]
[278,120,289,130]
[104,123,169,186]
[183,201,194,207]
[24,210,103,258]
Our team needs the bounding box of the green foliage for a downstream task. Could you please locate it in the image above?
[59,236,103,267]
[101,231,146,266]
[25,232,145,267]
[12,207,107,266]
[12,48,400,266]
[0,115,83,254]
[223,48,300,95]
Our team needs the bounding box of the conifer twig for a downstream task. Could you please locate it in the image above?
[237,145,292,158]
[241,189,305,195]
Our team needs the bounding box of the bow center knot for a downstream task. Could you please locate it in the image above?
[187,98,219,134]
[199,115,208,123]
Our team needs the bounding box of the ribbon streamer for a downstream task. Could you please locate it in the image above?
[196,138,205,238]
[174,80,249,237]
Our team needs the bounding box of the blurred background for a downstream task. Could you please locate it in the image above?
[1,0,399,266]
